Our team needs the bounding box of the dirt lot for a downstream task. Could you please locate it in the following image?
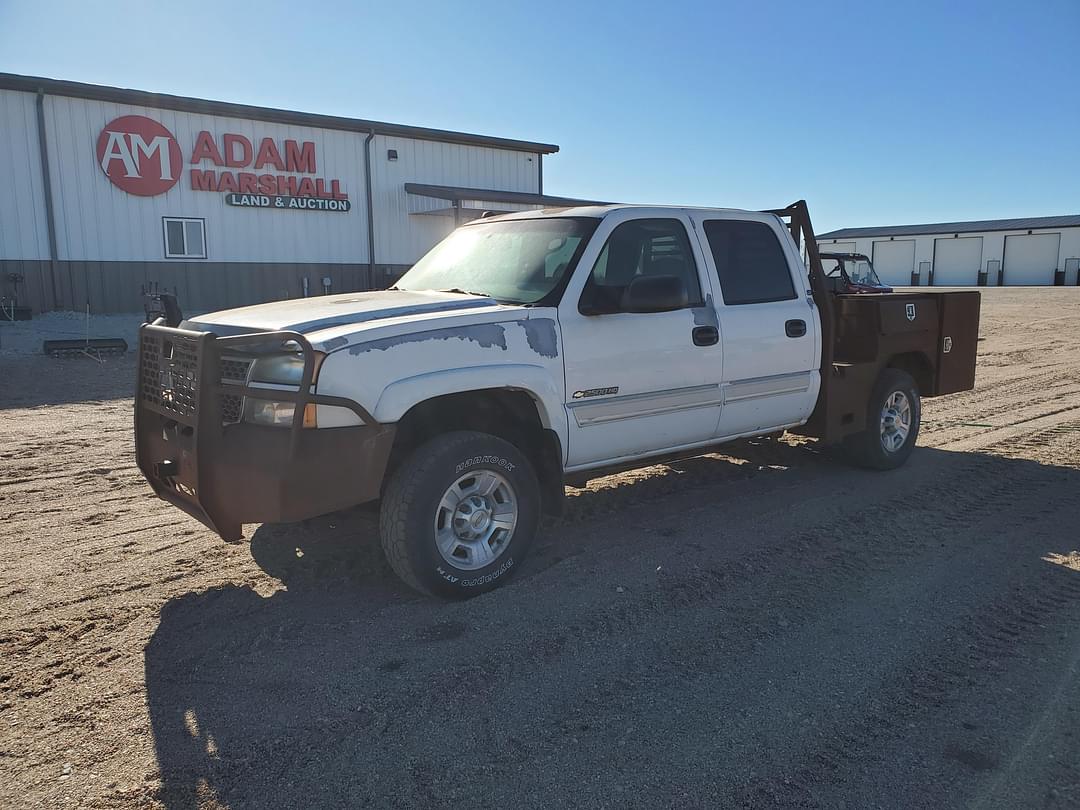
[2,288,1079,809]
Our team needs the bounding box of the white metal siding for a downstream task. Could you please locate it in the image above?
[933,236,982,286]
[1003,233,1060,285]
[43,94,370,264]
[371,135,539,266]
[871,239,915,286]
[0,90,50,260]
[1063,230,1080,285]
[34,95,541,268]
[821,241,856,252]
[824,226,1080,286]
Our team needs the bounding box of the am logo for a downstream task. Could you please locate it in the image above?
[96,115,183,196]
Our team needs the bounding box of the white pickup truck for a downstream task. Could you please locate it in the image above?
[136,201,980,597]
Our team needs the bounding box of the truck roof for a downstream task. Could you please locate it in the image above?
[477,204,771,222]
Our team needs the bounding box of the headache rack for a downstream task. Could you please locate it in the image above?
[135,321,375,539]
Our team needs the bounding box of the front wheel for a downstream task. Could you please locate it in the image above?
[846,368,921,470]
[379,431,540,598]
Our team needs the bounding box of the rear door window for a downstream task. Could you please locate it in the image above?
[703,220,796,305]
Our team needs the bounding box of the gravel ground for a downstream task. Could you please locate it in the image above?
[1,288,1079,809]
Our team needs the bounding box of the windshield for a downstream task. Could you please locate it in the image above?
[395,217,598,304]
[825,256,884,286]
[846,258,883,286]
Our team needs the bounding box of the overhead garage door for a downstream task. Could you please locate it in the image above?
[933,237,982,286]
[818,241,856,273]
[872,240,915,286]
[1003,233,1060,286]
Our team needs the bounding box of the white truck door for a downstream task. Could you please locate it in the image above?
[558,213,724,469]
[689,213,821,438]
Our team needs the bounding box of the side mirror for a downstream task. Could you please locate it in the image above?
[619,275,688,313]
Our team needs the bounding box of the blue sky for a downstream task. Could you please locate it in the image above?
[1,0,1077,232]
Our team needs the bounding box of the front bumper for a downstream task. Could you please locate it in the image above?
[135,322,395,541]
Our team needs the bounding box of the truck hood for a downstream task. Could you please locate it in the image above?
[183,289,515,338]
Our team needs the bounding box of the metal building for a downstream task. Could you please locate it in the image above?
[0,73,569,314]
[818,215,1080,287]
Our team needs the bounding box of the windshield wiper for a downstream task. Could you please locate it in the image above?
[438,288,491,298]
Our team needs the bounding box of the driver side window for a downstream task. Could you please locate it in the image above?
[578,218,702,314]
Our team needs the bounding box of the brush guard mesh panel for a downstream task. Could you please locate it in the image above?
[135,322,377,540]
[219,357,253,425]
[139,330,202,424]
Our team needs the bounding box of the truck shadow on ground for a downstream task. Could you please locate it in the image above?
[144,442,1080,809]
[0,354,136,409]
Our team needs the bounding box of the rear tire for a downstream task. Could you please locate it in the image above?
[379,431,539,598]
[846,368,921,470]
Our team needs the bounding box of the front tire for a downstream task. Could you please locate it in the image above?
[379,431,540,598]
[846,368,921,470]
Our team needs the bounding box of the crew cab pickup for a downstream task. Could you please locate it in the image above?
[135,201,980,597]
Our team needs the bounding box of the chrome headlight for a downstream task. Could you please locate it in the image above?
[249,352,307,385]
[242,349,324,427]
[243,399,317,427]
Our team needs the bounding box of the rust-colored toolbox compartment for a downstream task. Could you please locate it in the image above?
[934,291,981,395]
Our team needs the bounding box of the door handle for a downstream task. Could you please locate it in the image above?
[785,319,807,338]
[692,326,719,346]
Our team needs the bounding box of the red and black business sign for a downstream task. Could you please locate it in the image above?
[96,115,350,212]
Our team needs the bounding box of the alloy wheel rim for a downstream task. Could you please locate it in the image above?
[434,469,517,571]
[880,390,912,453]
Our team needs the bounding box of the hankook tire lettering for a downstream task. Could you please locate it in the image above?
[455,456,515,474]
[459,558,515,587]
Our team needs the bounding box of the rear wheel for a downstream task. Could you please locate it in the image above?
[379,431,539,598]
[846,368,921,470]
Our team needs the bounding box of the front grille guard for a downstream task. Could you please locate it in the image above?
[139,321,375,433]
[135,320,376,537]
[211,331,376,453]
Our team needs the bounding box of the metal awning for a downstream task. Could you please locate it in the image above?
[404,182,607,222]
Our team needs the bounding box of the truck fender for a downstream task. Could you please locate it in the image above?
[372,363,568,458]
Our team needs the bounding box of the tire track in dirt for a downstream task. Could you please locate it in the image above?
[935,407,1080,455]
[734,536,1080,807]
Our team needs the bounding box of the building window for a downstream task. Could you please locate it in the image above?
[163,217,206,259]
